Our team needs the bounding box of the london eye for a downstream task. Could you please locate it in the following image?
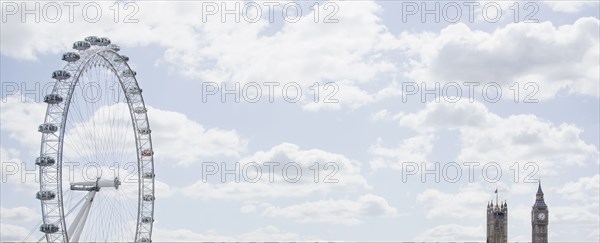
[35,36,155,242]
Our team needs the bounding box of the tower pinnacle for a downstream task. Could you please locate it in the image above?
[535,181,547,207]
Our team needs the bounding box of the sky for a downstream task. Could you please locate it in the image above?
[1,0,599,242]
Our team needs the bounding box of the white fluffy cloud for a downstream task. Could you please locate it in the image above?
[154,179,175,199]
[396,99,599,173]
[416,183,491,220]
[1,1,402,109]
[552,174,600,238]
[0,207,40,241]
[149,107,247,165]
[0,99,248,166]
[260,193,397,225]
[0,206,37,222]
[153,225,322,242]
[0,146,38,192]
[181,142,369,200]
[0,223,30,241]
[0,96,46,151]
[414,224,484,241]
[301,81,403,111]
[398,100,492,132]
[544,1,599,13]
[369,135,435,170]
[552,204,599,224]
[557,174,600,202]
[158,1,398,84]
[0,146,20,167]
[400,17,600,99]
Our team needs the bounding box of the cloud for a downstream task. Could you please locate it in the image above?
[160,1,398,84]
[416,183,491,220]
[400,17,600,99]
[552,204,599,224]
[397,100,492,132]
[396,99,599,173]
[414,224,484,241]
[153,225,322,241]
[0,223,30,241]
[240,204,257,214]
[0,96,46,151]
[301,81,403,111]
[0,206,37,222]
[0,146,20,168]
[544,1,600,13]
[369,135,435,170]
[590,228,600,241]
[181,142,369,200]
[1,1,402,109]
[260,193,397,225]
[12,100,249,166]
[149,107,247,165]
[370,109,392,122]
[0,146,39,192]
[551,174,600,238]
[557,174,600,202]
[154,179,175,199]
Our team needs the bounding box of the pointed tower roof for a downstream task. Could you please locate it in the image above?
[534,180,547,207]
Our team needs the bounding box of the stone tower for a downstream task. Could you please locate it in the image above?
[487,197,508,243]
[532,181,549,243]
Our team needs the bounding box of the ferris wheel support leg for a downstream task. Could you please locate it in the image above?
[67,190,96,242]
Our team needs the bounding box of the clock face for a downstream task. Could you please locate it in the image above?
[537,213,546,220]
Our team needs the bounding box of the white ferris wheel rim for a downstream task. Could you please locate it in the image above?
[36,36,155,243]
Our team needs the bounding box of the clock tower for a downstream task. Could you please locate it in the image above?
[532,181,548,243]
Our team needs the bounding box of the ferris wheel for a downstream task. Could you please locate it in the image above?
[35,36,155,242]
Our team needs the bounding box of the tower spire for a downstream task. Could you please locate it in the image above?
[534,179,547,207]
[495,187,498,206]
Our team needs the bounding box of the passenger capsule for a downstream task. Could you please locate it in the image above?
[73,41,91,51]
[122,70,136,78]
[114,55,129,62]
[62,52,80,62]
[40,224,59,234]
[143,172,155,179]
[138,128,151,135]
[38,124,58,133]
[36,190,56,200]
[98,37,111,46]
[109,44,120,52]
[127,87,142,94]
[141,217,154,224]
[141,149,154,157]
[35,156,56,166]
[85,36,100,45]
[51,70,71,80]
[133,107,147,114]
[44,94,63,104]
[143,195,155,202]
